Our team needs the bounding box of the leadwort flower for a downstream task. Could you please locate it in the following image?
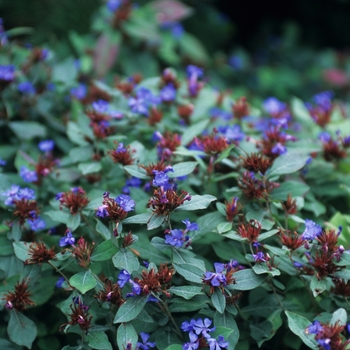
[3,279,35,311]
[56,187,89,215]
[237,220,262,242]
[203,262,235,294]
[302,219,322,241]
[136,332,156,350]
[63,298,93,333]
[108,142,135,165]
[95,279,124,307]
[25,242,56,265]
[240,153,272,175]
[59,229,75,247]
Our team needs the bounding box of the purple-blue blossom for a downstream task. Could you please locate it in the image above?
[116,194,135,212]
[28,218,46,232]
[252,252,267,262]
[128,97,149,116]
[2,185,36,206]
[117,269,131,288]
[107,0,121,12]
[59,230,75,247]
[187,65,203,79]
[18,81,36,95]
[207,335,229,350]
[96,205,108,218]
[263,97,286,115]
[182,219,199,231]
[193,318,215,337]
[165,229,184,248]
[306,320,323,335]
[38,139,54,152]
[181,319,196,332]
[302,219,322,240]
[0,158,6,166]
[55,277,65,288]
[203,263,226,287]
[271,142,287,155]
[182,332,199,350]
[20,166,38,183]
[136,332,156,350]
[152,170,169,187]
[92,100,109,113]
[70,84,87,100]
[0,64,15,81]
[160,84,176,102]
[218,125,245,142]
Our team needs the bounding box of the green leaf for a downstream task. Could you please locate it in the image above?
[0,173,12,192]
[181,119,209,146]
[173,263,205,284]
[270,181,310,200]
[117,323,138,350]
[45,210,69,224]
[66,121,89,146]
[112,249,140,273]
[227,269,265,291]
[168,161,198,178]
[13,241,30,262]
[114,296,148,323]
[333,269,350,280]
[95,220,111,240]
[214,311,239,350]
[147,214,165,230]
[328,212,350,248]
[253,263,281,276]
[267,152,310,178]
[175,194,217,212]
[123,165,150,179]
[214,144,236,164]
[217,222,232,234]
[334,251,350,266]
[91,240,118,262]
[310,275,328,297]
[164,345,182,350]
[9,121,46,140]
[11,221,22,242]
[169,295,209,313]
[78,162,102,175]
[258,229,279,242]
[123,213,152,224]
[69,270,97,294]
[168,286,203,300]
[0,235,14,256]
[8,311,37,349]
[211,288,226,314]
[67,214,81,231]
[285,311,318,349]
[331,308,347,326]
[87,331,112,350]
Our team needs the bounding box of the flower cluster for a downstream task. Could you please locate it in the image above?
[108,142,135,165]
[25,242,56,265]
[182,318,228,350]
[95,278,125,307]
[56,187,89,215]
[62,297,93,333]
[3,279,35,311]
[70,237,95,269]
[306,320,350,350]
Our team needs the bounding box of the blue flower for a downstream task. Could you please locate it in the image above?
[55,192,63,200]
[0,158,6,166]
[18,81,36,95]
[302,219,322,240]
[160,84,176,102]
[55,277,65,288]
[271,142,287,155]
[107,0,121,12]
[152,170,169,187]
[263,97,286,115]
[207,335,229,350]
[218,125,245,142]
[128,97,149,116]
[28,218,46,232]
[96,205,108,218]
[181,319,196,332]
[318,132,331,143]
[182,219,199,231]
[306,320,323,335]
[38,139,54,152]
[59,230,75,247]
[136,332,156,350]
[0,64,15,81]
[165,229,184,248]
[20,166,38,183]
[92,100,109,113]
[193,318,215,337]
[204,263,226,287]
[252,252,267,262]
[116,194,135,212]
[129,280,142,295]
[70,84,87,100]
[3,185,35,206]
[187,65,203,79]
[117,270,131,288]
[182,331,199,350]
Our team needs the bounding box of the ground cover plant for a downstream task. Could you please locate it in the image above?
[1,2,350,350]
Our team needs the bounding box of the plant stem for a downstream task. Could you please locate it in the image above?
[152,293,183,340]
[47,260,74,289]
[81,213,100,237]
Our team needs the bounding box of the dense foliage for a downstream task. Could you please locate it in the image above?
[1,1,350,350]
